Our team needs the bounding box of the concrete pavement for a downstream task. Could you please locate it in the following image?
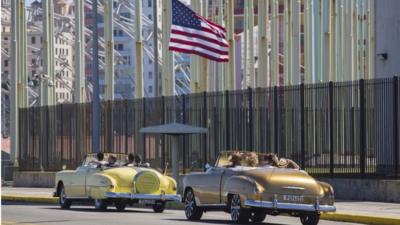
[2,187,400,225]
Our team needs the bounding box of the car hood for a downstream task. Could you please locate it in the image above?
[241,168,323,196]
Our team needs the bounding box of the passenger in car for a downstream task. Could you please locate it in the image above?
[278,158,300,170]
[227,152,243,168]
[92,152,107,168]
[133,154,150,167]
[246,152,259,167]
[124,153,135,166]
[106,155,118,167]
[259,153,279,167]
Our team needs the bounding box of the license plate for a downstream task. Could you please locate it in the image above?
[139,199,155,204]
[283,195,304,202]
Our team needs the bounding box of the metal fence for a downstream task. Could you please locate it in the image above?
[18,77,400,178]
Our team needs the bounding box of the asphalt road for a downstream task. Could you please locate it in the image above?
[2,202,365,225]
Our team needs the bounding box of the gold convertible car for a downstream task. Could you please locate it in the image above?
[182,151,335,225]
[53,153,180,212]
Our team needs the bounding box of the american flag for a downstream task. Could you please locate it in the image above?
[169,0,229,62]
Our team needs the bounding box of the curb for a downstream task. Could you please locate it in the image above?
[321,212,400,225]
[2,195,400,225]
[2,195,58,204]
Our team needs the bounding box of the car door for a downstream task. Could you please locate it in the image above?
[196,167,225,205]
[68,166,89,197]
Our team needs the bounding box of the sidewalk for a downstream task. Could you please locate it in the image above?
[2,186,400,225]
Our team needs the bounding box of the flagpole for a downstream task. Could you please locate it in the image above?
[243,0,248,89]
[227,0,236,90]
[271,0,278,86]
[257,0,268,88]
[104,0,114,100]
[162,0,175,96]
[218,0,225,91]
[135,0,144,98]
[248,0,255,88]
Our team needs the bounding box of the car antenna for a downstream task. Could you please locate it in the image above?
[163,162,169,176]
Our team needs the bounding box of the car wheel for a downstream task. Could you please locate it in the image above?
[250,209,267,223]
[184,188,203,220]
[94,199,109,211]
[152,200,166,213]
[230,194,250,223]
[59,184,72,209]
[300,213,320,225]
[115,200,126,212]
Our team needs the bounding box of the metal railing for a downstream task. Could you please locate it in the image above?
[18,77,400,178]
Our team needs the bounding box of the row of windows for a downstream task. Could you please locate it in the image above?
[56,92,71,100]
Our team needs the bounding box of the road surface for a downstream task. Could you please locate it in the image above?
[2,202,365,225]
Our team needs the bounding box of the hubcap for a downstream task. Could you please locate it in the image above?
[185,191,194,218]
[231,195,241,222]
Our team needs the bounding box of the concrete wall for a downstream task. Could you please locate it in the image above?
[375,0,400,78]
[319,178,400,203]
[13,171,56,188]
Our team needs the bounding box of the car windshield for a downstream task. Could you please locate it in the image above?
[83,153,128,167]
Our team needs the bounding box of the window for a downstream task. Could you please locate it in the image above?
[148,85,153,93]
[148,14,152,20]
[31,58,36,65]
[118,30,123,36]
[66,49,69,55]
[148,72,153,79]
[148,58,153,64]
[32,70,36,76]
[116,44,123,50]
[3,36,8,41]
[55,48,58,54]
[31,36,36,44]
[4,60,8,67]
[114,29,117,36]
[148,0,152,7]
[40,37,43,43]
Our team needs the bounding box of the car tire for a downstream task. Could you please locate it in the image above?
[250,209,267,223]
[300,213,320,225]
[59,184,72,209]
[152,200,166,213]
[184,188,203,220]
[115,200,126,212]
[94,199,109,211]
[230,194,250,223]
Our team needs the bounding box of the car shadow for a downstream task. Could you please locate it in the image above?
[45,207,155,213]
[164,218,283,225]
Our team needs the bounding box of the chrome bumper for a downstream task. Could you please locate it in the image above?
[244,199,336,213]
[104,192,181,202]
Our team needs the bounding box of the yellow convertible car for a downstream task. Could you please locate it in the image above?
[182,151,335,224]
[54,153,180,212]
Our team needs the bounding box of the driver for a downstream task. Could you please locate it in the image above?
[106,155,118,167]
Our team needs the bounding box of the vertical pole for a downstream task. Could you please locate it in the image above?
[190,0,200,92]
[271,0,279,86]
[203,92,207,166]
[92,0,101,153]
[162,0,175,96]
[292,0,300,84]
[217,0,225,91]
[161,96,166,169]
[182,95,186,174]
[274,86,279,154]
[248,0,255,88]
[135,0,144,98]
[10,0,19,166]
[248,87,253,150]
[359,79,366,177]
[42,0,55,105]
[225,90,230,149]
[74,0,85,102]
[243,0,249,89]
[366,0,374,79]
[227,0,236,90]
[258,0,269,87]
[329,81,334,176]
[153,0,160,96]
[171,135,179,187]
[300,83,305,169]
[323,0,332,82]
[284,0,291,85]
[104,0,114,100]
[393,76,399,177]
[18,0,28,108]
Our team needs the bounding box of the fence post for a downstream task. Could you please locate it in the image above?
[274,86,279,154]
[329,82,334,177]
[225,90,230,150]
[161,96,165,170]
[359,79,366,177]
[300,83,305,169]
[182,94,186,174]
[203,91,207,167]
[393,76,399,178]
[125,100,129,154]
[248,87,253,150]
[142,97,146,162]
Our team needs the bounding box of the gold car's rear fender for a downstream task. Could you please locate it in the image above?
[222,175,264,204]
